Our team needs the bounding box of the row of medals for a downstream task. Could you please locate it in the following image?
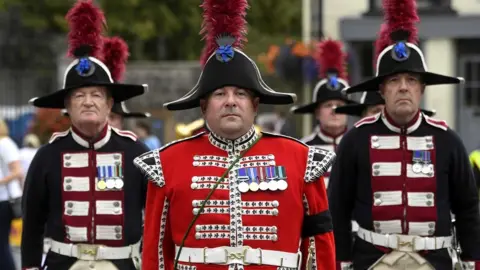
[238,178,288,193]
[97,177,124,190]
[412,163,434,174]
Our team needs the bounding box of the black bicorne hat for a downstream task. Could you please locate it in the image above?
[163,0,296,111]
[335,91,436,117]
[345,0,462,95]
[29,1,147,109]
[344,41,462,94]
[62,101,150,118]
[291,39,355,114]
[290,76,354,114]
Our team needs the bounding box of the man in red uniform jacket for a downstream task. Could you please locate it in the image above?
[133,1,336,269]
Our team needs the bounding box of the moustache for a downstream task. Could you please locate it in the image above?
[221,107,239,116]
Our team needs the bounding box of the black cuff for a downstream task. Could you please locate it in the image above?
[302,210,333,238]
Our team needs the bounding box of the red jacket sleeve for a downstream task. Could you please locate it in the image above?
[142,181,174,270]
[301,175,336,270]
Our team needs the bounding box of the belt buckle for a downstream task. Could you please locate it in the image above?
[217,246,252,265]
[396,236,416,251]
[77,244,99,259]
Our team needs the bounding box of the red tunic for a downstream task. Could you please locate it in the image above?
[134,127,336,270]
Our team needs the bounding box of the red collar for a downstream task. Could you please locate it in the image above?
[316,126,346,144]
[381,109,422,134]
[71,124,111,149]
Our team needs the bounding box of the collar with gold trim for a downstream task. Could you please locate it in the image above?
[208,126,259,152]
[71,124,111,149]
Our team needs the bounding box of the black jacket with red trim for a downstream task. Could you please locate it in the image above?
[328,111,480,269]
[21,125,148,270]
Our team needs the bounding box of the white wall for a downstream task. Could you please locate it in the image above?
[322,0,368,40]
[422,39,456,127]
[322,0,480,128]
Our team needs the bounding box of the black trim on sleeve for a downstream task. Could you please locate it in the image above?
[302,210,333,238]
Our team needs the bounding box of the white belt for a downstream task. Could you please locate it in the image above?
[49,239,141,261]
[175,246,302,268]
[357,227,452,252]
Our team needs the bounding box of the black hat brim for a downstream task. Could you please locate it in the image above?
[420,109,436,117]
[29,83,147,109]
[334,103,369,117]
[164,50,296,111]
[345,71,463,94]
[290,97,356,114]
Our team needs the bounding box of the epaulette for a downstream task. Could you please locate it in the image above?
[304,146,336,183]
[48,129,70,144]
[423,114,448,131]
[261,132,336,183]
[111,127,137,141]
[133,131,205,187]
[354,112,381,128]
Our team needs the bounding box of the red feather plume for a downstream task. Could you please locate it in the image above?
[66,0,106,59]
[315,39,347,80]
[199,0,249,66]
[382,0,419,45]
[374,23,390,68]
[102,37,129,82]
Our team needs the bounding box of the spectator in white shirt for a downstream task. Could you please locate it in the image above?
[0,119,23,270]
[19,134,40,183]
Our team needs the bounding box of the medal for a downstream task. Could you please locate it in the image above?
[258,167,268,191]
[114,179,124,189]
[412,163,422,173]
[268,180,278,191]
[106,179,115,189]
[97,180,106,190]
[412,151,423,174]
[236,168,250,193]
[249,182,259,192]
[246,167,259,192]
[421,151,433,175]
[264,166,278,191]
[259,181,269,191]
[277,180,288,191]
[275,166,288,191]
[238,181,249,193]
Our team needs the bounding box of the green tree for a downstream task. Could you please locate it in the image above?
[0,0,300,63]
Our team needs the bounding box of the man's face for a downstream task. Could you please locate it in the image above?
[380,73,424,118]
[66,86,113,127]
[108,112,123,129]
[200,86,259,138]
[363,104,385,117]
[315,99,347,130]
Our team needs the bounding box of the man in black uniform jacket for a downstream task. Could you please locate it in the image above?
[328,0,480,269]
[21,1,149,270]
